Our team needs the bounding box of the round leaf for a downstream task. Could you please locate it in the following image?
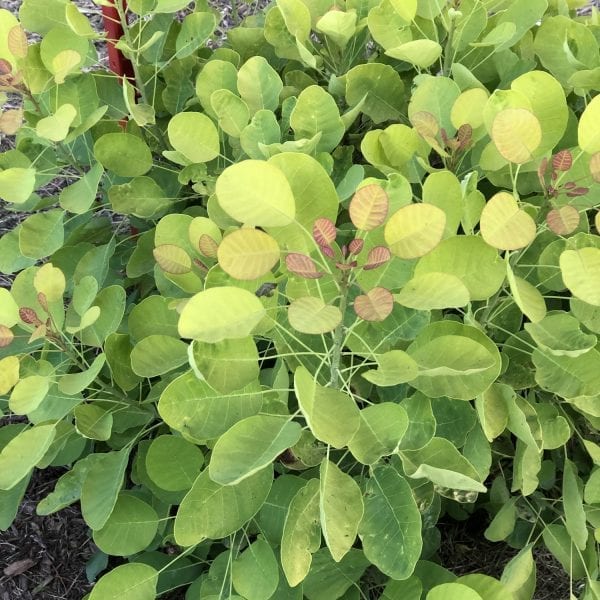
[385,39,442,68]
[167,112,220,163]
[89,563,158,600]
[93,494,159,556]
[146,435,204,491]
[349,184,389,231]
[174,467,273,545]
[427,583,482,600]
[209,415,302,485]
[216,160,296,227]
[288,296,342,334]
[153,244,191,274]
[384,204,446,259]
[578,94,600,154]
[232,538,280,600]
[395,272,470,310]
[546,206,580,236]
[354,287,394,322]
[94,133,153,177]
[218,229,281,280]
[560,248,600,306]
[480,192,536,251]
[491,108,542,163]
[178,287,266,342]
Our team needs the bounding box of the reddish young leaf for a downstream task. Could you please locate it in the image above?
[285,253,323,279]
[198,234,219,258]
[566,187,589,197]
[319,243,335,259]
[37,292,48,312]
[349,184,389,231]
[457,124,473,150]
[193,258,209,273]
[546,206,580,235]
[552,149,572,172]
[0,325,14,348]
[348,238,364,255]
[354,287,394,322]
[363,246,391,271]
[336,261,357,271]
[19,307,42,326]
[0,59,12,75]
[313,218,337,246]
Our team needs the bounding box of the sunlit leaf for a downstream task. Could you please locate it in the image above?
[349,184,389,231]
[354,287,394,322]
[480,192,536,251]
[491,108,541,164]
[288,296,342,334]
[363,246,391,270]
[560,248,600,306]
[285,253,323,279]
[546,206,580,236]
[384,204,446,259]
[153,244,192,274]
[218,229,280,280]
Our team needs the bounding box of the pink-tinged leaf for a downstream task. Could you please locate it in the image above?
[341,244,348,258]
[552,150,572,172]
[0,59,12,76]
[198,234,219,258]
[348,239,364,255]
[349,184,389,231]
[193,258,209,272]
[313,218,337,246]
[286,253,323,279]
[589,153,600,183]
[566,187,589,197]
[336,261,356,271]
[319,244,335,259]
[546,206,580,235]
[354,287,394,322]
[457,124,473,150]
[0,325,14,348]
[363,246,391,271]
[37,292,48,312]
[19,307,41,326]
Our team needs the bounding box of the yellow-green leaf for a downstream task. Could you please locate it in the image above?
[218,229,280,280]
[288,296,342,334]
[560,248,600,306]
[491,108,541,164]
[480,192,536,251]
[384,203,446,259]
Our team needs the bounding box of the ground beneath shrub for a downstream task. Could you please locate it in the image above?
[0,0,594,598]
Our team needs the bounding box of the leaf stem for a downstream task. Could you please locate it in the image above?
[329,270,350,388]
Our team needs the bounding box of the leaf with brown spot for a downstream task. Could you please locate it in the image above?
[349,184,389,231]
[552,149,572,172]
[198,234,219,258]
[546,206,580,235]
[285,253,323,279]
[0,325,14,348]
[313,218,337,246]
[363,246,391,271]
[354,287,394,322]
